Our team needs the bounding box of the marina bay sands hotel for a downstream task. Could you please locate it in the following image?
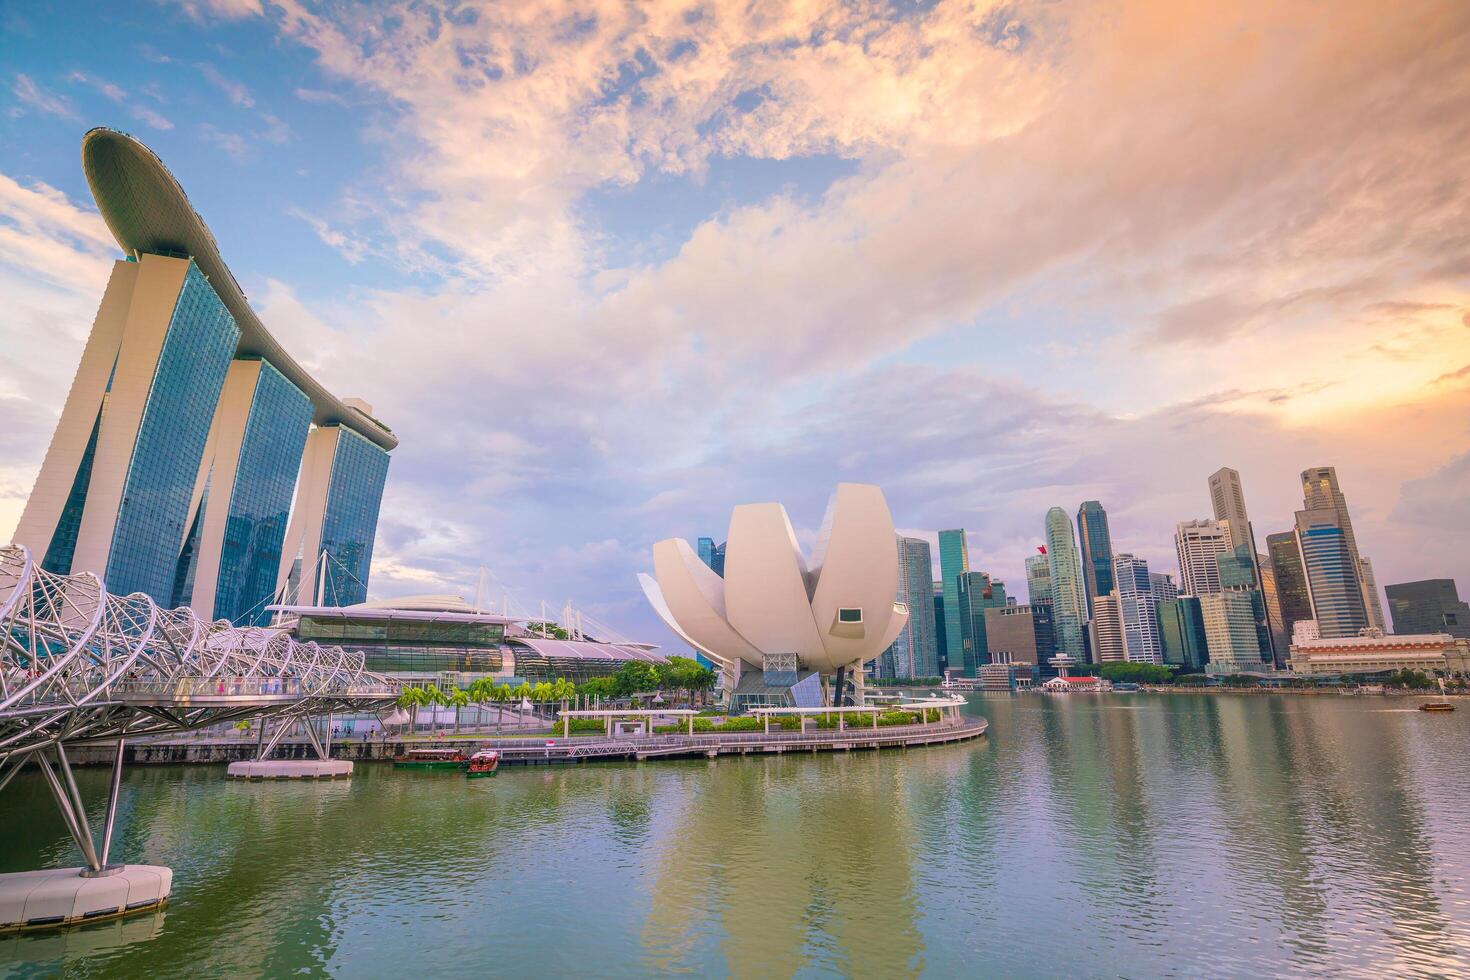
[12,128,394,625]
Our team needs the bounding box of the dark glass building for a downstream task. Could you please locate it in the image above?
[1076,500,1114,618]
[1157,596,1209,672]
[1385,579,1470,638]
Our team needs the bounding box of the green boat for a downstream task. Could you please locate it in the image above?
[392,748,469,771]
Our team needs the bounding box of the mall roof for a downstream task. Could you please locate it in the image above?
[511,637,666,664]
[267,602,522,627]
[81,127,397,450]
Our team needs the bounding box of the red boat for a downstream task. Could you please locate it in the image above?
[464,750,500,777]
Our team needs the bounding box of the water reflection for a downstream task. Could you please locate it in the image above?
[1,695,1468,977]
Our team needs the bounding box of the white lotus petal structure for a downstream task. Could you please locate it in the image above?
[640,483,908,704]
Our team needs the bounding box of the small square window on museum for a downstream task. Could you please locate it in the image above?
[838,608,863,623]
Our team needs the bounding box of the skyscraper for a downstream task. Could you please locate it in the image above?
[985,604,1055,672]
[960,571,1008,673]
[1294,508,1368,639]
[696,537,726,577]
[1208,467,1253,552]
[1265,531,1313,655]
[884,536,940,678]
[1076,501,1114,617]
[1301,466,1383,629]
[1199,591,1264,673]
[1157,596,1209,671]
[932,583,947,674]
[1113,553,1162,664]
[12,129,395,622]
[1089,592,1125,663]
[1174,519,1229,597]
[937,529,970,674]
[1044,508,1087,661]
[1258,557,1287,668]
[1385,579,1470,639]
[1026,553,1053,607]
[1149,572,1180,603]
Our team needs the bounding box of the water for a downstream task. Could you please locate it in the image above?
[3,693,1469,978]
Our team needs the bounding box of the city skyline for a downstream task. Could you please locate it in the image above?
[2,2,1468,650]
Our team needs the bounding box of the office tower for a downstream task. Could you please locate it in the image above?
[1157,597,1209,671]
[1301,466,1383,629]
[985,604,1055,672]
[1150,572,1180,604]
[1044,508,1087,660]
[937,530,970,674]
[961,571,1008,673]
[932,583,947,674]
[1089,592,1126,663]
[696,537,726,577]
[1218,544,1273,666]
[1385,580,1470,638]
[1258,558,1287,667]
[1026,553,1053,607]
[11,131,395,621]
[1199,591,1264,673]
[1208,467,1254,552]
[884,536,940,678]
[1265,532,1314,653]
[1294,508,1368,639]
[1357,557,1383,630]
[1076,501,1114,617]
[1174,519,1229,596]
[1113,554,1162,664]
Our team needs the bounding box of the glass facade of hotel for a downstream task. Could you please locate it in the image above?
[318,428,392,606]
[106,261,240,603]
[213,362,313,625]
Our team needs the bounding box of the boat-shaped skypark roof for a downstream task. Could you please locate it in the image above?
[81,127,397,451]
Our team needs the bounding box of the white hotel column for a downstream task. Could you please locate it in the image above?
[10,260,137,563]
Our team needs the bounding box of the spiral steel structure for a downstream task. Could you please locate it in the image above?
[0,545,396,764]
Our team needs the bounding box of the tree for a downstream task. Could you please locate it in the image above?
[579,676,615,701]
[1098,662,1174,685]
[611,661,661,699]
[446,688,470,733]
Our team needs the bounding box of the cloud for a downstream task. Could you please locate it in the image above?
[200,123,251,161]
[196,62,254,108]
[129,105,174,130]
[11,74,78,120]
[66,70,126,102]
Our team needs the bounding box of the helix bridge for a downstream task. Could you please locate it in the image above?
[0,544,396,918]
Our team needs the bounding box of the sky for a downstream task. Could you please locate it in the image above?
[1,0,1468,646]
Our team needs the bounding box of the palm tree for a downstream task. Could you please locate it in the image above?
[446,688,470,734]
[396,685,430,734]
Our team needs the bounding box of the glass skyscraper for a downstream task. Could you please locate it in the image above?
[1385,579,1470,638]
[697,537,726,577]
[960,570,1007,674]
[1076,501,1114,617]
[1301,466,1383,629]
[1294,509,1368,639]
[937,529,970,675]
[315,429,392,607]
[1025,553,1053,607]
[1044,507,1087,661]
[1157,596,1208,671]
[881,536,940,679]
[1265,531,1313,655]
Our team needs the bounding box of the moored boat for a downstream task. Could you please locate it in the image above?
[464,750,500,778]
[393,748,468,770]
[1419,679,1456,712]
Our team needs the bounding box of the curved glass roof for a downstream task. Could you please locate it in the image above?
[81,127,397,450]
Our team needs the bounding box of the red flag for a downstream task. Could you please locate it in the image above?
[1037,545,1047,554]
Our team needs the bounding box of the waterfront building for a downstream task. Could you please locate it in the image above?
[1218,543,1274,664]
[1089,592,1126,663]
[1295,509,1368,639]
[1199,591,1265,674]
[697,537,727,577]
[883,536,939,679]
[1301,466,1384,629]
[933,584,947,672]
[1157,596,1209,672]
[1265,532,1313,654]
[272,595,664,686]
[1150,572,1180,604]
[1288,630,1470,678]
[1026,553,1053,607]
[641,483,910,707]
[1044,508,1088,661]
[1076,501,1114,617]
[1113,554,1162,664]
[1174,519,1229,597]
[960,571,1008,674]
[1258,558,1285,667]
[11,129,394,623]
[1385,579,1470,639]
[985,604,1055,672]
[938,530,970,675]
[1209,467,1255,552]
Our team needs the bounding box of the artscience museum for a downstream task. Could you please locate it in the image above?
[639,483,909,711]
